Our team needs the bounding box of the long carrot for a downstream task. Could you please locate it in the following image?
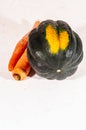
[12,49,31,80]
[8,21,40,71]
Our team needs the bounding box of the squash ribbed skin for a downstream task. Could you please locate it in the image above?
[27,20,83,80]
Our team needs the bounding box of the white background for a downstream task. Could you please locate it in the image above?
[0,0,86,129]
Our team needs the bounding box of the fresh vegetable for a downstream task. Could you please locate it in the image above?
[8,21,40,80]
[12,49,31,80]
[27,20,83,80]
[8,21,40,71]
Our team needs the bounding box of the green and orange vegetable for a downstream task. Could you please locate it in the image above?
[8,19,83,80]
[27,20,83,80]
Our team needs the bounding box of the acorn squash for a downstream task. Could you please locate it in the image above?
[27,20,83,80]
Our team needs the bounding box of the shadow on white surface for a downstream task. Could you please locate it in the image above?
[0,15,86,80]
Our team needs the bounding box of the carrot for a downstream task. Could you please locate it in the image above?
[8,21,40,71]
[28,68,35,77]
[12,49,31,80]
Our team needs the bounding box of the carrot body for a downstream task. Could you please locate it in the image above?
[12,49,31,80]
[8,21,40,71]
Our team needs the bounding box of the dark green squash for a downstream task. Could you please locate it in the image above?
[27,20,83,80]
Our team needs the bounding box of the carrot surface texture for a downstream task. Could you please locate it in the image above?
[8,21,40,80]
[12,49,31,80]
[8,21,40,71]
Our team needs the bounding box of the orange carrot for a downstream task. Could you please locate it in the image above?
[8,21,40,71]
[12,49,31,80]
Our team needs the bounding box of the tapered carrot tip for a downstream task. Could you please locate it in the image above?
[10,49,31,80]
[12,67,31,80]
